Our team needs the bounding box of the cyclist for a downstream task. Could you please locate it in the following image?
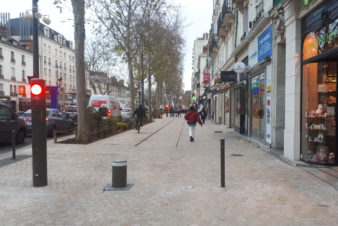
[132,105,146,131]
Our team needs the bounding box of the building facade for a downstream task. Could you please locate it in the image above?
[204,0,337,165]
[0,37,32,111]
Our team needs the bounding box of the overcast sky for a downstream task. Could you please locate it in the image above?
[2,0,213,91]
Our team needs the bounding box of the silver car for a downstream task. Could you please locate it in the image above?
[121,108,131,121]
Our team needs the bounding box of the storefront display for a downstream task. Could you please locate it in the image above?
[301,1,337,165]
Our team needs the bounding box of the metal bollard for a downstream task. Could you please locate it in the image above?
[12,130,16,160]
[112,160,127,188]
[220,139,225,188]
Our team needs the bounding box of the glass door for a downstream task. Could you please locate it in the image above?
[250,73,266,142]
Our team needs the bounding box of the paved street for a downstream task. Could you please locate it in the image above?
[0,116,337,226]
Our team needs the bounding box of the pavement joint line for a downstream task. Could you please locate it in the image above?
[135,119,175,147]
[175,120,185,148]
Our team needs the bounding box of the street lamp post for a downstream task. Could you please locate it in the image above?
[32,0,39,79]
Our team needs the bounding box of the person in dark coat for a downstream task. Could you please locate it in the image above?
[184,105,203,142]
[132,105,146,127]
[199,108,207,124]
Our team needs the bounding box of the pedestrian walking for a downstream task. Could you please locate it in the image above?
[199,108,207,124]
[184,105,203,142]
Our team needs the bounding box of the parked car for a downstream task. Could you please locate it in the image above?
[88,95,121,119]
[63,105,77,124]
[0,101,27,144]
[21,108,74,136]
[121,108,131,121]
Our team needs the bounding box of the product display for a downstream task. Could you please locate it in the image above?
[303,62,336,165]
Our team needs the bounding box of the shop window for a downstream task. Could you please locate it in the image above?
[302,61,336,164]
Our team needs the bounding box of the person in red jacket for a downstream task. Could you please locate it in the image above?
[184,105,203,142]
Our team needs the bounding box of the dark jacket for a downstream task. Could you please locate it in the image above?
[132,106,146,118]
[184,110,202,125]
[200,109,207,118]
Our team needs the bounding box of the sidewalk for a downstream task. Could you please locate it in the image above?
[0,116,337,225]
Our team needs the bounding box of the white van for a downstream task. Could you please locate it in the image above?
[88,95,121,118]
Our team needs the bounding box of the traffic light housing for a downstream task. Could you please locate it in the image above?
[30,78,47,187]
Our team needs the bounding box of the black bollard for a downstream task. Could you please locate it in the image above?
[12,129,16,160]
[112,160,127,188]
[220,139,225,188]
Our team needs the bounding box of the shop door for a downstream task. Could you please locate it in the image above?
[250,73,266,142]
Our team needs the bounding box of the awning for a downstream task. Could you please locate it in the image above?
[303,47,338,65]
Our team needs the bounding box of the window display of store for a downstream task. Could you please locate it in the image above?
[301,0,337,165]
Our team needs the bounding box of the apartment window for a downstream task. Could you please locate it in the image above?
[44,68,47,77]
[49,69,51,77]
[69,55,71,61]
[64,53,66,59]
[44,56,47,64]
[22,70,25,82]
[55,60,58,67]
[48,45,51,53]
[10,85,13,95]
[0,48,3,59]
[44,27,50,37]
[59,50,62,57]
[44,44,46,52]
[22,55,26,65]
[55,49,57,56]
[0,83,3,92]
[10,51,15,63]
[0,65,2,77]
[11,67,15,80]
[14,85,17,95]
[256,0,264,15]
[243,7,249,33]
[48,57,51,66]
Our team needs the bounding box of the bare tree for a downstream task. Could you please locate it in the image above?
[91,0,142,111]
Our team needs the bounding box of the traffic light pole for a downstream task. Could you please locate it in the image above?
[32,0,39,79]
[31,0,48,187]
[31,79,47,187]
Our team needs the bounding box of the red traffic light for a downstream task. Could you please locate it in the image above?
[30,79,45,96]
[31,84,43,96]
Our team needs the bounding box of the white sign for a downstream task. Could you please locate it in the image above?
[233,62,246,73]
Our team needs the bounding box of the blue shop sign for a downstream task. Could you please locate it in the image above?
[258,25,272,62]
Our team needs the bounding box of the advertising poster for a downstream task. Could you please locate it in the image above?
[266,71,272,144]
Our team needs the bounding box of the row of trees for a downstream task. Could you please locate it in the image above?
[54,0,184,143]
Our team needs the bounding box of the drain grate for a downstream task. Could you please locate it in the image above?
[231,154,244,157]
[214,131,223,133]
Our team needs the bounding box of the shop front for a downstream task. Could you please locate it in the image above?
[247,24,273,145]
[301,0,338,165]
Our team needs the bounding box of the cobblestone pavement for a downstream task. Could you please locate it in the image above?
[0,116,338,226]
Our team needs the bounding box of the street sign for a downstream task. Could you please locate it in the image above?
[233,62,246,73]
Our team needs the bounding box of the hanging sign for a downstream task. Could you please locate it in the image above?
[221,71,237,83]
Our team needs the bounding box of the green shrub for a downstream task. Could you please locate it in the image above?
[116,122,129,130]
[102,118,119,128]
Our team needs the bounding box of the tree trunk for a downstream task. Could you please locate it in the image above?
[72,0,88,143]
[147,67,152,119]
[127,57,135,111]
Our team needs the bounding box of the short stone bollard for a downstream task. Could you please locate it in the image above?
[112,159,127,188]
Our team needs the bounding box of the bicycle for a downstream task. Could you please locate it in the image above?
[134,117,143,133]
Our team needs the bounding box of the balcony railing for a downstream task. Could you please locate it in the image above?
[208,34,219,57]
[217,0,235,38]
[11,58,15,63]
